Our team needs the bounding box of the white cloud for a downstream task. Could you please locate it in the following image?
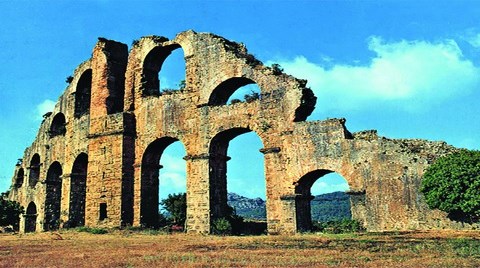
[465,32,480,48]
[272,37,480,113]
[35,99,56,120]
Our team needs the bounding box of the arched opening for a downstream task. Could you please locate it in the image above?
[15,168,24,187]
[294,170,351,232]
[208,77,261,106]
[140,137,186,228]
[49,113,66,137]
[68,153,88,228]
[44,161,63,231]
[28,154,40,187]
[141,45,186,97]
[74,69,92,118]
[25,202,37,233]
[209,128,266,234]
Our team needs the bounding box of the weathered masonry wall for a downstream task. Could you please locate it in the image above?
[8,31,469,234]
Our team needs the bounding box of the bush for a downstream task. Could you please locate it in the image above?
[160,193,187,226]
[421,149,480,222]
[211,218,232,235]
[77,226,108,234]
[0,191,24,230]
[313,219,365,234]
[244,91,260,103]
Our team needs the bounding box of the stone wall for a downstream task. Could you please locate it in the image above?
[8,31,469,234]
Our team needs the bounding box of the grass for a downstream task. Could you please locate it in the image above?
[0,230,478,267]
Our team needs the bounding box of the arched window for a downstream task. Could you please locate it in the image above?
[208,77,261,106]
[44,161,63,231]
[15,168,24,187]
[294,170,354,232]
[74,69,92,118]
[68,153,88,228]
[25,202,37,233]
[49,113,66,137]
[28,154,40,187]
[140,137,186,228]
[141,45,186,97]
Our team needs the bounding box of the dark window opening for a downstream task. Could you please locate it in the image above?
[49,113,66,137]
[99,203,108,220]
[74,69,92,118]
[28,154,40,187]
[25,202,37,233]
[15,168,24,187]
[68,153,88,228]
[141,45,185,97]
[44,162,63,231]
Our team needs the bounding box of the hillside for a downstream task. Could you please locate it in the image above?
[227,191,351,221]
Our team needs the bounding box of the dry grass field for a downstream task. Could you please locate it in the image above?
[0,229,479,267]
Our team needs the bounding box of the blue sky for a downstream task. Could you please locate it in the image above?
[1,1,479,200]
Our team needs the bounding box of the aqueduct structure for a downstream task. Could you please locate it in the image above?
[9,31,460,234]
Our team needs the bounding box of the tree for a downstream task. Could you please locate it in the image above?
[160,193,186,226]
[421,149,480,222]
[0,191,24,230]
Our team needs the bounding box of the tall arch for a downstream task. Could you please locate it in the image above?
[25,202,37,233]
[68,153,88,227]
[15,168,24,187]
[141,44,185,97]
[294,169,352,232]
[49,113,66,137]
[208,77,257,106]
[140,137,186,228]
[74,69,92,118]
[28,154,40,187]
[44,161,63,231]
[209,128,265,221]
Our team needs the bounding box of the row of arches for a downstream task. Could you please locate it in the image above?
[20,153,88,233]
[138,128,352,232]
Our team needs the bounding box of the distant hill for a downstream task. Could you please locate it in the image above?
[228,191,351,222]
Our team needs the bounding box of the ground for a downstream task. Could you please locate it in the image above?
[0,230,478,267]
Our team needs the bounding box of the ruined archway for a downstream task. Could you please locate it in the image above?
[74,69,92,118]
[209,128,265,222]
[140,137,186,228]
[208,77,257,106]
[68,153,88,228]
[141,44,185,97]
[24,202,37,233]
[44,161,63,231]
[15,168,24,187]
[49,113,66,137]
[294,169,353,232]
[28,154,40,187]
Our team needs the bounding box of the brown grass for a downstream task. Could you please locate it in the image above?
[0,229,479,267]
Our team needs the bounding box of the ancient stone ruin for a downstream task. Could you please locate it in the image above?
[8,31,462,234]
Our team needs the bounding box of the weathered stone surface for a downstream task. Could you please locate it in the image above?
[7,31,473,234]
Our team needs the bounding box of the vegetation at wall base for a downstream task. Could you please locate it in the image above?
[0,191,24,230]
[421,149,480,223]
[313,219,365,234]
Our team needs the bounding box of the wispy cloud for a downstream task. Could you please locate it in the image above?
[271,37,480,114]
[35,99,56,120]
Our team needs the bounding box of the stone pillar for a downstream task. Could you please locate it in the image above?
[184,154,211,234]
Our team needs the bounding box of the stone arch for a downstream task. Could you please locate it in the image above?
[49,113,66,137]
[68,153,88,228]
[25,202,37,233]
[209,127,265,220]
[28,154,40,187]
[15,168,24,187]
[141,44,185,97]
[44,161,63,231]
[208,77,257,106]
[294,169,354,232]
[140,136,186,227]
[74,69,92,118]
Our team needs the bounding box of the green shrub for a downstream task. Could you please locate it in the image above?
[77,226,108,234]
[211,218,232,235]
